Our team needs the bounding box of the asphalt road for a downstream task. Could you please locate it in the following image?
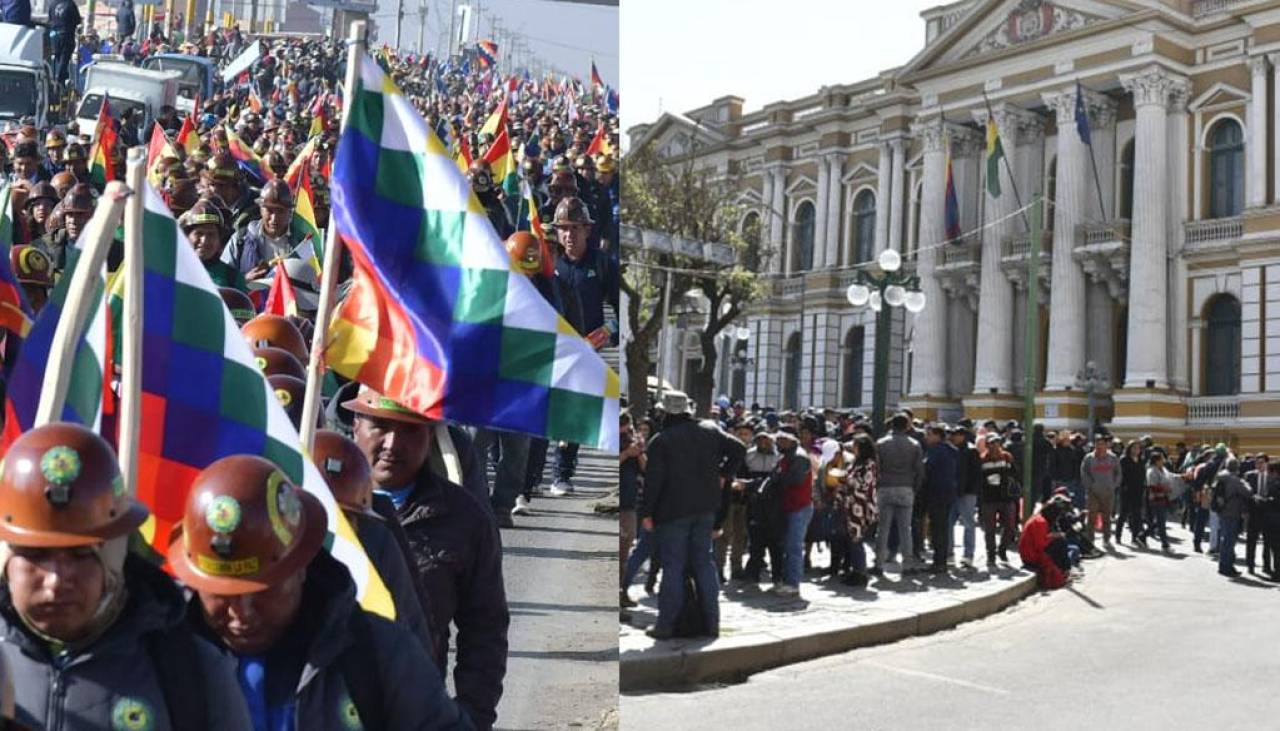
[491,444,620,730]
[622,523,1280,730]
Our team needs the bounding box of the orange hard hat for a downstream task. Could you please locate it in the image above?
[241,314,308,364]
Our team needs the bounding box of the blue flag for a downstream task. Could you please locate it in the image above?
[1074,82,1092,146]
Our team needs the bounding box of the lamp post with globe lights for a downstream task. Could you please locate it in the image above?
[845,248,926,436]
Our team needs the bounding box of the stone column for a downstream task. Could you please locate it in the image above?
[1042,87,1114,390]
[1121,66,1185,389]
[1167,84,1192,391]
[768,167,787,274]
[888,138,907,253]
[814,157,831,269]
[825,156,844,266]
[875,142,893,256]
[1248,55,1268,208]
[1272,54,1280,205]
[908,120,950,398]
[972,106,1043,395]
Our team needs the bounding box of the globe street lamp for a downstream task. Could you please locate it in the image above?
[846,248,926,436]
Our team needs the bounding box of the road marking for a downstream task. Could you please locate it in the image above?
[862,661,1011,695]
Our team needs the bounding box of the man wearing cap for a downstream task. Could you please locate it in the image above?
[170,455,468,729]
[0,423,252,730]
[223,180,302,280]
[549,196,619,496]
[642,391,745,637]
[1080,432,1121,549]
[346,387,508,729]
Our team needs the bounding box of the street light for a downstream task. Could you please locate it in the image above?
[846,249,926,436]
[1074,360,1110,438]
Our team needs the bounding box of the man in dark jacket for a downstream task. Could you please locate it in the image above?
[1051,430,1084,508]
[116,0,136,39]
[0,424,251,731]
[1244,453,1279,578]
[642,391,745,640]
[923,425,960,574]
[47,0,81,86]
[347,387,507,730]
[950,425,983,568]
[170,455,469,730]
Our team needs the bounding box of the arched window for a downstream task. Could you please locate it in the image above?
[741,211,762,271]
[843,326,865,407]
[1204,295,1241,396]
[784,333,802,409]
[1118,140,1135,221]
[792,201,815,272]
[852,190,876,264]
[1208,119,1244,219]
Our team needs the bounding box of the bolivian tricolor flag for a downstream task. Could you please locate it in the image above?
[89,96,118,188]
[944,133,961,242]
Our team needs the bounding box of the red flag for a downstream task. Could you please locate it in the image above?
[262,261,298,317]
[586,123,608,156]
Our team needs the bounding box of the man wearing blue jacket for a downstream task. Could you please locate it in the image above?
[923,425,960,575]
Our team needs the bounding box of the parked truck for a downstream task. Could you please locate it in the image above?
[75,61,180,140]
[0,23,53,129]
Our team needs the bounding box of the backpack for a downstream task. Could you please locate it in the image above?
[144,625,209,730]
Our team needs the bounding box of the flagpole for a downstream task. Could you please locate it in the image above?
[118,148,146,496]
[981,91,1031,232]
[299,19,366,453]
[34,182,130,427]
[1078,83,1109,221]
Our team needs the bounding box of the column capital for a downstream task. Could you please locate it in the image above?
[1249,53,1270,77]
[1041,85,1117,127]
[972,104,1045,146]
[947,124,985,158]
[1120,65,1191,109]
[911,118,948,152]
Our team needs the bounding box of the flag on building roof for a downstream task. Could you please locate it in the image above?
[326,54,619,451]
[225,126,275,183]
[89,95,118,188]
[2,245,113,453]
[0,184,35,338]
[985,116,1004,200]
[125,184,394,616]
[944,134,962,242]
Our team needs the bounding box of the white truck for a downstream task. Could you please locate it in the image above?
[0,23,53,129]
[75,62,181,140]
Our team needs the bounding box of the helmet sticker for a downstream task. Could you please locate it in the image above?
[111,697,155,731]
[40,446,81,486]
[265,470,297,546]
[340,691,363,730]
[275,388,293,407]
[206,495,243,535]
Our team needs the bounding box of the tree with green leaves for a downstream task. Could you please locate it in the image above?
[620,145,770,418]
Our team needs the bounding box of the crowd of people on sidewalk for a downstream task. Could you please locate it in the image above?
[621,394,1280,641]
[0,12,621,730]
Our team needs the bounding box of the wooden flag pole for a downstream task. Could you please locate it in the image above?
[34,182,131,427]
[118,148,147,496]
[298,19,366,453]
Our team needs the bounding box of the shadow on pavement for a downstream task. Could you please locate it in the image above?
[505,524,618,538]
[1065,584,1105,609]
[508,648,620,662]
[502,545,617,561]
[508,600,616,614]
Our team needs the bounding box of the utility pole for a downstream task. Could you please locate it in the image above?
[1022,193,1043,521]
[418,2,428,55]
[395,0,405,50]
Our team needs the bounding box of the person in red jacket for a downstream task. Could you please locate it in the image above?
[1019,498,1072,589]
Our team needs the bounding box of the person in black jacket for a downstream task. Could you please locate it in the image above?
[1116,440,1148,546]
[347,387,508,730]
[1050,430,1084,508]
[642,392,745,640]
[116,0,136,40]
[950,426,983,569]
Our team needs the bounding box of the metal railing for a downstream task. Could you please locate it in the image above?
[1077,219,1131,247]
[1184,216,1243,246]
[940,236,980,266]
[1186,395,1240,422]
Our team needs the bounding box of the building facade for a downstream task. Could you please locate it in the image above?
[627,0,1280,451]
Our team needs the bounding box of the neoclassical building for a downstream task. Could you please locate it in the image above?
[627,0,1280,450]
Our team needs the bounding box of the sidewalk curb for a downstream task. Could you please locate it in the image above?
[620,574,1038,692]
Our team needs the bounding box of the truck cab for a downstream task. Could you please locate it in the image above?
[76,62,180,141]
[0,23,52,129]
[141,54,216,114]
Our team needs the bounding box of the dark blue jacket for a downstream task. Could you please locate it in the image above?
[555,247,618,338]
[924,442,959,504]
[0,0,31,25]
